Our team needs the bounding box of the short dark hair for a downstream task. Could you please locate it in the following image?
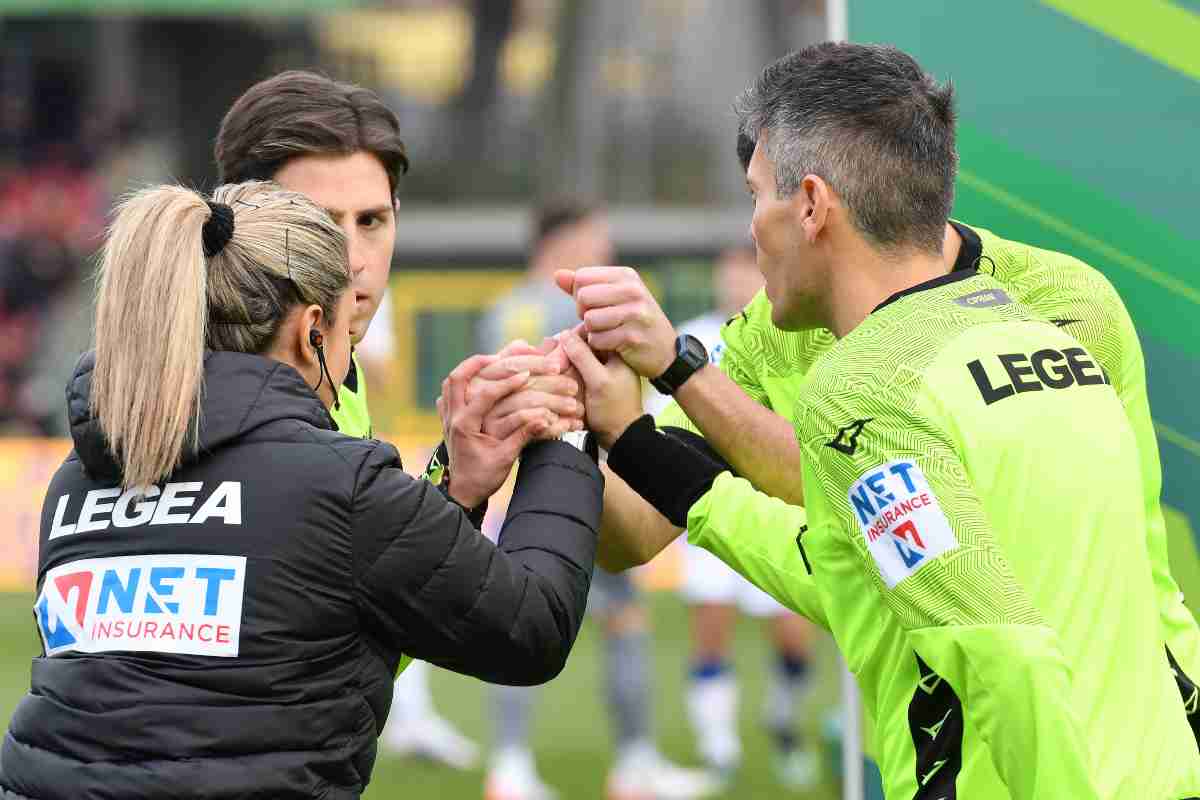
[735,43,956,254]
[215,70,409,198]
[736,131,756,174]
[533,198,600,249]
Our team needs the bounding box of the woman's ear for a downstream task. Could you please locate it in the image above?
[299,304,325,360]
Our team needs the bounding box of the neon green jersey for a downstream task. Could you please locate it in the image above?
[332,352,373,439]
[659,223,1200,737]
[696,271,1200,798]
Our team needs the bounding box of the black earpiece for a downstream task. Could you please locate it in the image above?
[308,328,340,411]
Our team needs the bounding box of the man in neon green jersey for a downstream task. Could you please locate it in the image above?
[561,60,1200,757]
[558,43,1200,798]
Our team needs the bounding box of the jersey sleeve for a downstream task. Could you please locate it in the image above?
[686,472,826,628]
[714,294,772,407]
[653,399,700,434]
[1111,306,1200,736]
[653,304,772,432]
[799,382,1100,799]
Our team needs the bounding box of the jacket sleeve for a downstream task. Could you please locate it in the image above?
[352,439,602,686]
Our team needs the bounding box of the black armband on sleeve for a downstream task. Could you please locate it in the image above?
[606,415,726,528]
[658,426,736,476]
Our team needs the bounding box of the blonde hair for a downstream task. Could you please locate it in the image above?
[92,180,349,488]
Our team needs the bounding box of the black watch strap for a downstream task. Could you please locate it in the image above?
[651,334,708,395]
[651,362,691,395]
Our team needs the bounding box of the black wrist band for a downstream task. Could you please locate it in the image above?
[606,415,725,528]
[659,426,736,476]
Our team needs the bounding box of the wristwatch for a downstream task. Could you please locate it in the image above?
[650,334,709,395]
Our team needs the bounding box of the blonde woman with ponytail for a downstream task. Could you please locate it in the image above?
[1,181,603,800]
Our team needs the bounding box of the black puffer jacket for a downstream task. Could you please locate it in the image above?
[0,351,602,800]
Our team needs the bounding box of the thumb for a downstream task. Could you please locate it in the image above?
[559,328,607,387]
[554,269,576,297]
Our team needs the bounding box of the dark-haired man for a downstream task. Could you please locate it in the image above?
[560,43,1200,798]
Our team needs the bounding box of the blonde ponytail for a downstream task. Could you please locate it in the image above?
[92,181,348,488]
[93,186,210,489]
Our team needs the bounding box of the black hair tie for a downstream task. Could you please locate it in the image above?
[202,201,236,258]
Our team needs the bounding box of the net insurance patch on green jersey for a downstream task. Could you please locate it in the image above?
[847,458,958,588]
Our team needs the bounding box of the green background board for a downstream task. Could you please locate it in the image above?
[852,0,1200,565]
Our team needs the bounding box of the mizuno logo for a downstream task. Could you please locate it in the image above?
[921,759,948,786]
[826,419,872,455]
[921,708,953,740]
[1186,685,1199,715]
[1050,318,1082,328]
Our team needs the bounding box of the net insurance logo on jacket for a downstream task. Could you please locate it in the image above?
[35,481,246,658]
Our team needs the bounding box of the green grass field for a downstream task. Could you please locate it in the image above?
[0,591,845,800]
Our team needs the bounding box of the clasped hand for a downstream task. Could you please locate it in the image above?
[437,263,676,507]
[436,339,585,510]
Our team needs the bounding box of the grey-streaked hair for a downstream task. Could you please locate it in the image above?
[92,180,349,488]
[735,42,957,254]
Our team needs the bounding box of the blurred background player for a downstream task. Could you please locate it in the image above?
[645,244,816,788]
[216,70,480,771]
[478,200,719,800]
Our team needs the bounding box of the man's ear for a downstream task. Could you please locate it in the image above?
[795,174,832,244]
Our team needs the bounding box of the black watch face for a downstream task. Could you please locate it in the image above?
[680,334,709,370]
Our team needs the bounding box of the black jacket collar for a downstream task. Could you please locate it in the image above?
[67,350,335,482]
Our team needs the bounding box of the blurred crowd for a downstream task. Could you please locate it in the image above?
[0,92,141,435]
